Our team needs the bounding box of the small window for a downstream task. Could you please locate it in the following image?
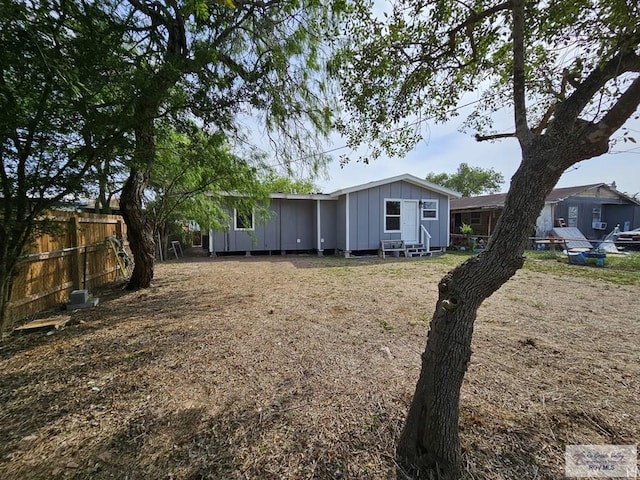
[384,200,401,232]
[470,212,481,225]
[421,199,439,220]
[234,207,254,231]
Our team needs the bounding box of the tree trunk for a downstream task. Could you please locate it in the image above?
[120,119,156,290]
[396,139,568,479]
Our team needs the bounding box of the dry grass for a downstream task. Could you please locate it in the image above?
[1,251,638,479]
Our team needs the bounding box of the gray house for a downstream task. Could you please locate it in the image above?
[207,174,461,257]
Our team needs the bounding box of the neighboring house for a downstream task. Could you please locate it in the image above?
[450,183,640,239]
[207,174,461,257]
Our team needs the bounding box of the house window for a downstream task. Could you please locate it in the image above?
[421,199,439,220]
[592,207,601,222]
[234,207,254,231]
[384,200,401,232]
[470,212,481,225]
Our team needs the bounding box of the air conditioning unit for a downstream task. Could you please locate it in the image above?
[592,221,607,230]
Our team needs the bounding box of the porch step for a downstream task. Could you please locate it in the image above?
[405,243,432,257]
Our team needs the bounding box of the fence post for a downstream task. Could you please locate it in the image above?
[116,219,125,243]
[69,216,82,290]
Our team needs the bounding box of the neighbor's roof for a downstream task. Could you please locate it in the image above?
[328,173,462,198]
[451,183,639,210]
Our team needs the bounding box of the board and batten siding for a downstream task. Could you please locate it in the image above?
[209,198,338,254]
[319,200,337,250]
[209,201,281,253]
[344,180,450,250]
[336,196,346,251]
[280,199,315,250]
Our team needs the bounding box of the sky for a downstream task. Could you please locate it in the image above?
[313,113,640,197]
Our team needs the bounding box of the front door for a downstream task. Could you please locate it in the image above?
[401,200,419,243]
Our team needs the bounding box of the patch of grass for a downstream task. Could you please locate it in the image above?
[605,252,640,271]
[428,251,639,286]
[409,312,431,327]
[378,319,395,331]
[523,252,640,286]
[429,252,474,267]
[525,251,563,261]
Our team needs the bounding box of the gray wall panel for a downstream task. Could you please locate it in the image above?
[351,180,451,249]
[320,201,337,249]
[281,199,315,250]
[336,196,346,250]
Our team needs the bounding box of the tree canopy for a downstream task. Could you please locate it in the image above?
[0,0,347,328]
[146,123,268,257]
[0,1,130,329]
[262,172,318,194]
[333,0,640,157]
[426,163,504,196]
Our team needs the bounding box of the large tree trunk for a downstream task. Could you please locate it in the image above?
[120,120,156,290]
[396,138,570,479]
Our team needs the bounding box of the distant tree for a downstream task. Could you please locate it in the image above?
[426,163,504,196]
[263,172,318,194]
[334,0,640,477]
[147,123,267,259]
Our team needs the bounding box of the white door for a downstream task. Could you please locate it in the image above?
[401,200,419,243]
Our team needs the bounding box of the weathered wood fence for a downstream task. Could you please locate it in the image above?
[7,211,128,325]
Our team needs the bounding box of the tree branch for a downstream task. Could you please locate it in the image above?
[475,132,517,142]
[512,0,531,145]
[555,50,640,128]
[583,75,640,144]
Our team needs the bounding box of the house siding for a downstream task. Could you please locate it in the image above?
[320,200,337,250]
[451,184,640,242]
[343,180,450,250]
[280,199,315,250]
[336,196,346,251]
[605,204,640,232]
[208,175,459,255]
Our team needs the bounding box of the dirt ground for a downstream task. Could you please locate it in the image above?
[1,251,638,480]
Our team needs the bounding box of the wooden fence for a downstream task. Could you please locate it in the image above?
[7,211,129,325]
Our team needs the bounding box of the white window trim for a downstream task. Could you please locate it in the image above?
[384,198,402,233]
[233,208,255,231]
[421,199,439,221]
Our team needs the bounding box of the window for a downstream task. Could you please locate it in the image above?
[592,207,601,222]
[470,212,481,225]
[384,200,401,232]
[421,199,439,220]
[234,207,254,231]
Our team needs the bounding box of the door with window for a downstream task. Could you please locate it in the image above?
[568,205,578,227]
[401,200,419,243]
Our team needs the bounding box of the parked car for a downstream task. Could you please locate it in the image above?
[616,227,640,241]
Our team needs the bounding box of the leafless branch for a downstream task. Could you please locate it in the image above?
[475,132,516,142]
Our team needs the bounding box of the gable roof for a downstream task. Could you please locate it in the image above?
[328,173,462,198]
[452,183,640,210]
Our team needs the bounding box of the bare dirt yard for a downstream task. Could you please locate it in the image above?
[1,251,639,479]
